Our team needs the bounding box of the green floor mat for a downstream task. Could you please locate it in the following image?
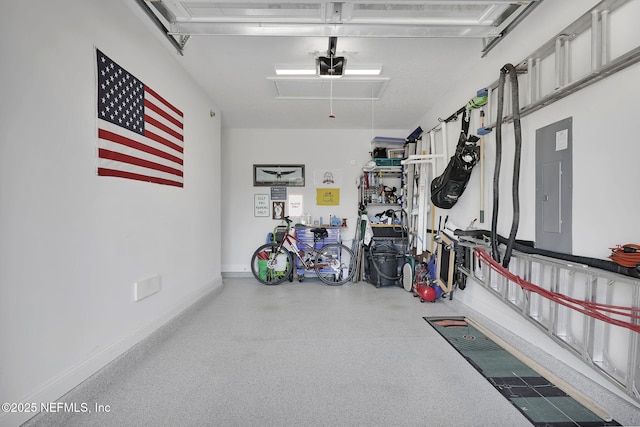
[424,317,621,427]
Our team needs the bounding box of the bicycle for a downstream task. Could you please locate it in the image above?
[250,216,356,286]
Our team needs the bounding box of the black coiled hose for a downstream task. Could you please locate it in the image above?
[491,73,505,263]
[492,64,523,268]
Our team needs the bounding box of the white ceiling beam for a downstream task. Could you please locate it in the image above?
[168,22,500,37]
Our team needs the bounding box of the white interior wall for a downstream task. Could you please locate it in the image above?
[417,0,640,256]
[3,0,639,424]
[413,0,640,402]
[0,2,222,425]
[421,1,640,258]
[221,128,406,273]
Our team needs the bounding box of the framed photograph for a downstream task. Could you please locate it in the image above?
[254,164,305,187]
[272,201,285,220]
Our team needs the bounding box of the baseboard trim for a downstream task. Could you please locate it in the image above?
[2,277,223,427]
[221,264,250,273]
[222,271,253,278]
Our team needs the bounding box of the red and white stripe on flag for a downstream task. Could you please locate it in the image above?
[96,49,184,187]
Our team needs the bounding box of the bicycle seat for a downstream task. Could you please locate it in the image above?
[310,228,329,239]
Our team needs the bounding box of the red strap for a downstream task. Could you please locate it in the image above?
[474,247,640,333]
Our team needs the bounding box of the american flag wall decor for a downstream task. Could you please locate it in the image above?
[96,49,184,187]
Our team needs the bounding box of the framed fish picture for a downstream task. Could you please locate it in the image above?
[253,164,305,187]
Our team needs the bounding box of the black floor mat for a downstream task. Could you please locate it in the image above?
[424,316,621,427]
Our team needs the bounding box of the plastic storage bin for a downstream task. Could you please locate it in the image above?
[295,227,341,278]
[374,158,402,167]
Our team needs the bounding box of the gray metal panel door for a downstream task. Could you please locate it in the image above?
[541,161,561,234]
[535,117,572,253]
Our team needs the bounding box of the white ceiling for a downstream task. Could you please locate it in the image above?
[136,1,540,130]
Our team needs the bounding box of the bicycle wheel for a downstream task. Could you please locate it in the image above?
[250,243,293,285]
[315,243,356,285]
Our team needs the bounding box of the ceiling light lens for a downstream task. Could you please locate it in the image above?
[275,67,316,75]
[275,65,382,76]
[344,68,382,75]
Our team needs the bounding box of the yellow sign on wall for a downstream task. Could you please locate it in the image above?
[316,188,340,206]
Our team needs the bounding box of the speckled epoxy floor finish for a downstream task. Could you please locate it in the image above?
[23,277,640,427]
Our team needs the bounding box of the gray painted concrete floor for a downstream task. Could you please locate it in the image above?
[23,277,640,426]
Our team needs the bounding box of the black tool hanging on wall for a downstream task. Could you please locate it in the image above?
[491,63,523,268]
[430,108,481,209]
